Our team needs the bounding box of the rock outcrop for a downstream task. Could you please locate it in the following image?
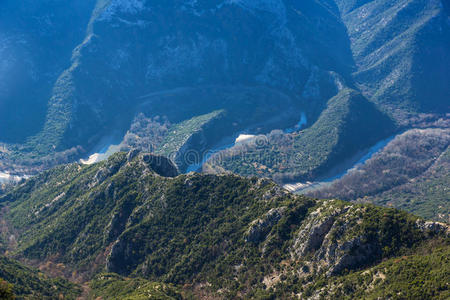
[291,200,422,276]
[416,219,450,237]
[141,154,179,178]
[245,207,287,244]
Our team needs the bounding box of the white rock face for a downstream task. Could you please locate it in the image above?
[291,203,379,276]
[245,206,287,243]
[0,172,29,183]
[235,134,256,144]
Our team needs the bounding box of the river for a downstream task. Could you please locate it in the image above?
[185,112,308,172]
[79,112,309,172]
[284,135,397,193]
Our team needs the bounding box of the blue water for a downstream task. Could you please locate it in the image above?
[353,136,396,168]
[292,134,397,194]
[285,112,307,134]
[85,112,309,172]
[325,135,395,182]
[185,141,236,173]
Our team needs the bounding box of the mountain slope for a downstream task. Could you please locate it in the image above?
[1,152,448,298]
[88,273,182,300]
[335,0,450,120]
[0,255,81,299]
[21,0,352,157]
[363,146,450,223]
[306,238,450,299]
[0,0,96,143]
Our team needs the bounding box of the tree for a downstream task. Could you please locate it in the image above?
[0,278,14,300]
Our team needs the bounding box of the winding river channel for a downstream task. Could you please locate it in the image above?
[284,135,396,194]
[77,112,397,195]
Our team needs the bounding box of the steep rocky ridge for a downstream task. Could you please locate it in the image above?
[0,153,447,298]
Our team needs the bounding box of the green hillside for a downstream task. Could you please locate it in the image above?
[304,238,450,299]
[1,152,448,298]
[0,256,80,299]
[89,273,182,300]
[365,146,450,223]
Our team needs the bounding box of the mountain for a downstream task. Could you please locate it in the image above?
[335,0,450,119]
[1,0,448,183]
[6,0,351,157]
[0,0,96,144]
[1,153,448,298]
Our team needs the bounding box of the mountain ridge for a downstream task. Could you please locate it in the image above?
[0,152,448,298]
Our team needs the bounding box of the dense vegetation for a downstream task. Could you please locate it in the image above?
[1,153,313,287]
[122,114,171,154]
[155,110,223,156]
[89,273,183,300]
[121,86,306,173]
[205,89,395,183]
[1,152,447,298]
[304,238,450,299]
[0,255,80,299]
[0,278,14,300]
[364,146,450,223]
[310,128,450,222]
